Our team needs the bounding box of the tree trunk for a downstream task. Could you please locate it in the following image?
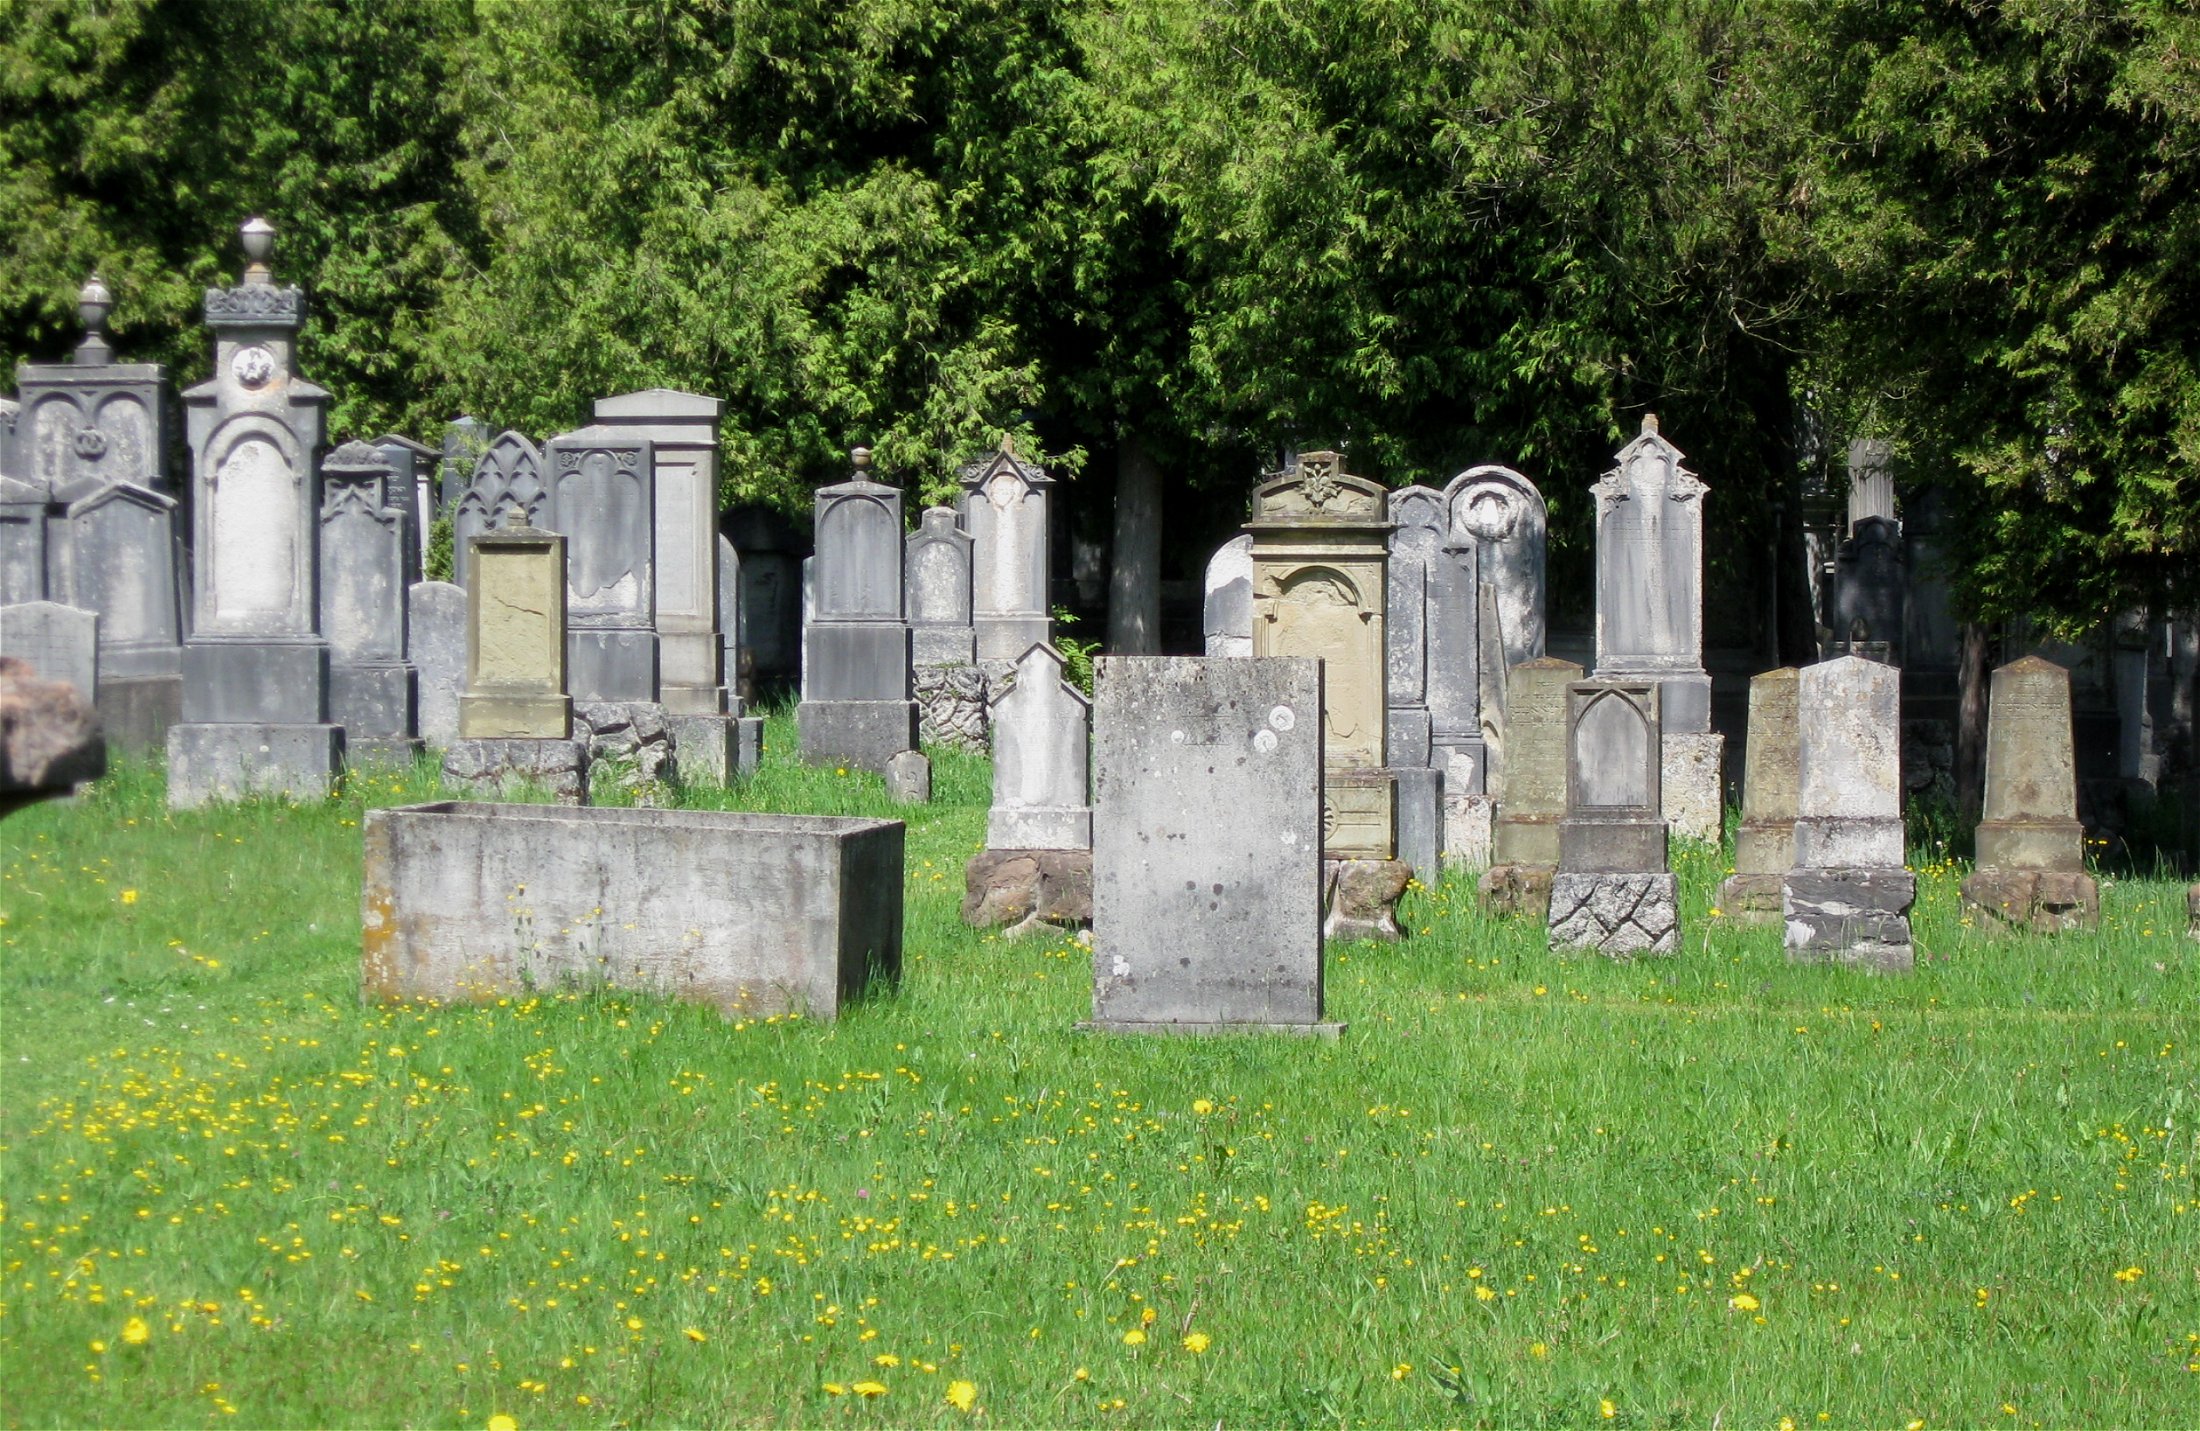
[1955,620,1992,823]
[1108,433,1162,654]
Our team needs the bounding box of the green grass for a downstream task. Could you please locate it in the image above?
[2,708,2195,1429]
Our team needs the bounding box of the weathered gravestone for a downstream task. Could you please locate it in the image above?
[960,443,1052,663]
[0,600,98,700]
[407,580,466,749]
[319,442,421,764]
[1717,667,1800,922]
[453,431,547,588]
[798,449,924,791]
[906,505,985,752]
[1959,655,2099,932]
[1446,464,1548,673]
[1084,656,1337,1035]
[371,433,439,583]
[1479,655,1582,917]
[1547,680,1677,955]
[541,426,657,702]
[441,513,587,804]
[1590,416,1721,841]
[1784,655,1914,970]
[1203,533,1253,658]
[167,219,344,809]
[0,467,47,606]
[965,643,1094,935]
[1385,486,1445,878]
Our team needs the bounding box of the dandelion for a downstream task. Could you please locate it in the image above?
[874,1354,901,1367]
[1192,1098,1215,1115]
[121,1317,150,1347]
[1602,1399,1618,1419]
[626,1316,644,1330]
[1122,1328,1146,1346]
[684,1328,707,1344]
[1183,1331,1211,1353]
[822,1383,847,1396]
[1529,1342,1548,1360]
[120,889,138,904]
[2113,1266,2144,1283]
[1729,1292,1761,1312]
[1073,1366,1091,1382]
[853,1381,887,1397]
[1475,1286,1498,1302]
[946,1380,978,1412]
[488,1417,518,1431]
[1391,1362,1413,1380]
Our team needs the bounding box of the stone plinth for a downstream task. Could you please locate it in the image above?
[1957,869,2100,935]
[1548,872,1678,956]
[362,802,903,1018]
[1784,655,1913,967]
[168,722,343,807]
[1549,680,1673,956]
[799,700,916,776]
[1392,764,1443,880]
[963,848,1093,936]
[407,580,466,748]
[668,712,761,784]
[1783,869,1916,971]
[440,737,589,805]
[1661,731,1724,843]
[460,520,570,739]
[573,700,673,790]
[1477,862,1553,919]
[1720,667,1799,922]
[913,663,988,751]
[1441,789,1491,870]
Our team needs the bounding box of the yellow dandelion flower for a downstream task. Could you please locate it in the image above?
[822,1383,847,1396]
[1729,1293,1760,1312]
[2113,1266,2144,1283]
[874,1353,900,1367]
[1183,1331,1211,1353]
[1780,1418,1798,1431]
[120,889,138,904]
[1391,1362,1413,1380]
[1073,1366,1090,1382]
[626,1316,644,1330]
[1140,1306,1157,1326]
[1475,1285,1497,1302]
[121,1317,150,1347]
[1529,1342,1548,1360]
[1122,1328,1146,1346]
[852,1380,887,1397]
[946,1380,978,1412]
[1192,1098,1214,1115]
[1602,1399,1617,1419]
[488,1417,519,1431]
[684,1328,707,1344]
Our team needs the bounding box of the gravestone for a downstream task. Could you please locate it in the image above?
[15,275,170,495]
[1085,656,1336,1035]
[1479,655,1582,915]
[726,504,805,682]
[1960,656,2099,932]
[907,505,976,666]
[0,396,16,478]
[1590,416,1721,840]
[0,600,98,699]
[452,431,547,588]
[407,580,466,748]
[1832,515,1907,666]
[167,219,343,808]
[442,513,588,804]
[718,534,744,702]
[1444,464,1548,671]
[371,433,439,583]
[960,443,1051,662]
[1547,680,1677,955]
[1784,655,1914,969]
[985,643,1091,850]
[798,448,922,783]
[1717,667,1800,921]
[593,389,727,715]
[1203,533,1253,657]
[52,479,184,751]
[0,471,47,606]
[542,426,658,702]
[1386,485,1442,769]
[318,442,420,764]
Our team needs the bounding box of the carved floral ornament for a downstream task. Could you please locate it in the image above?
[203,284,304,322]
[555,445,641,477]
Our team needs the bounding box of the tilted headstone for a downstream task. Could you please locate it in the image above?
[1784,655,1914,969]
[1444,464,1548,672]
[542,426,657,702]
[1717,667,1800,921]
[592,389,727,715]
[166,220,341,807]
[907,505,976,666]
[1547,680,1676,954]
[1202,533,1253,657]
[0,600,98,700]
[1248,451,1394,860]
[1591,416,1720,839]
[1488,656,1583,868]
[459,513,570,740]
[407,579,466,748]
[960,443,1051,662]
[798,448,919,777]
[986,643,1091,850]
[1085,655,1335,1034]
[319,441,419,761]
[452,431,546,589]
[1960,655,2099,932]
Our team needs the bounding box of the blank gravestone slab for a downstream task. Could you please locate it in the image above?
[0,601,98,700]
[1087,656,1334,1034]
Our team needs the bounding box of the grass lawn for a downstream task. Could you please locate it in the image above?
[2,707,2194,1428]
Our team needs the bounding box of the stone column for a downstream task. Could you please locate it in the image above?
[1959,655,2099,931]
[167,220,342,808]
[1717,667,1800,921]
[1547,680,1677,955]
[319,442,420,765]
[1784,655,1914,969]
[959,442,1051,662]
[1202,533,1252,657]
[592,389,726,715]
[441,511,587,803]
[798,448,924,794]
[1590,416,1722,840]
[542,426,658,703]
[1478,655,1582,915]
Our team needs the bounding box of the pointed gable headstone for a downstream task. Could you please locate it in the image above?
[986,643,1091,850]
[319,441,419,759]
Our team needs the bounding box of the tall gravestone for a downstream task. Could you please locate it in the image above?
[440,512,588,804]
[1478,655,1583,916]
[960,443,1051,662]
[542,426,657,702]
[407,579,466,748]
[727,505,805,682]
[799,448,921,781]
[1084,656,1336,1035]
[319,441,420,764]
[452,431,546,588]
[1959,656,2099,932]
[1445,464,1548,672]
[15,274,185,750]
[167,220,342,808]
[1203,533,1253,658]
[1784,655,1914,969]
[1717,667,1800,922]
[1546,680,1677,955]
[592,389,727,715]
[0,468,46,606]
[1590,417,1721,841]
[1832,515,1907,664]
[1384,485,1446,877]
[0,600,98,700]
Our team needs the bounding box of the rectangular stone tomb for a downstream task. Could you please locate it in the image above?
[361,803,903,1019]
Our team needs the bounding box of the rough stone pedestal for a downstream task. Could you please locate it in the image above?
[799,698,917,776]
[913,663,988,751]
[1661,732,1724,843]
[1959,869,2100,934]
[667,712,763,785]
[1715,871,1786,922]
[1323,858,1411,942]
[885,749,931,804]
[440,738,589,805]
[1782,868,1915,971]
[167,723,344,808]
[574,701,674,791]
[963,848,1093,936]
[0,655,106,810]
[1478,863,1553,919]
[1547,871,1678,956]
[1443,790,1494,869]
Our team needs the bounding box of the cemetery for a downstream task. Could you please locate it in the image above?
[3,5,2198,1427]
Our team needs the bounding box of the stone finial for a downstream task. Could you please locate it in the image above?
[850,445,872,473]
[1641,414,1660,436]
[500,503,528,530]
[74,273,113,366]
[240,217,276,284]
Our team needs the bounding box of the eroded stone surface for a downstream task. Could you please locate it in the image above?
[1661,731,1724,843]
[0,654,105,804]
[1478,862,1553,919]
[1547,871,1678,956]
[914,662,988,751]
[885,748,931,804]
[440,737,589,805]
[574,700,673,790]
[1715,871,1785,923]
[1782,868,1915,971]
[963,848,1093,934]
[1322,858,1411,942]
[1959,868,2100,934]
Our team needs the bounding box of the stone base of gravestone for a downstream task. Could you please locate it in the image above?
[667,713,762,785]
[1478,862,1553,919]
[348,736,426,770]
[1491,813,1559,868]
[798,699,918,776]
[1326,769,1397,862]
[1782,868,1915,971]
[1388,709,1433,770]
[182,642,330,725]
[1322,858,1412,942]
[441,738,590,806]
[1442,790,1494,868]
[574,701,675,793]
[1958,869,2099,935]
[568,630,660,704]
[1974,818,2086,871]
[1547,872,1679,956]
[989,800,1090,851]
[963,848,1093,935]
[96,674,182,754]
[1733,818,1795,880]
[0,656,106,808]
[167,723,343,810]
[886,749,931,804]
[1661,733,1725,843]
[332,663,417,742]
[913,663,988,752]
[1715,872,1786,924]
[1393,766,1443,881]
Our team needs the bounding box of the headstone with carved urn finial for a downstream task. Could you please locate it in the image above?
[799,447,924,794]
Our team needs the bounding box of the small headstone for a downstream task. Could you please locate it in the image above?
[885,748,932,804]
[1486,656,1582,870]
[798,448,919,777]
[319,441,420,761]
[960,443,1052,661]
[984,643,1091,850]
[1202,534,1253,658]
[407,581,466,748]
[543,426,658,702]
[371,433,440,583]
[1547,680,1677,956]
[1717,668,1800,921]
[0,600,99,700]
[1960,656,2099,932]
[1784,655,1914,969]
[459,515,571,740]
[906,505,977,666]
[1085,656,1336,1035]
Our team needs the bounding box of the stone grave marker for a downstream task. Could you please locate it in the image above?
[371,432,439,583]
[319,441,420,764]
[1784,655,1914,969]
[1202,533,1253,657]
[965,643,1094,937]
[452,431,547,588]
[907,505,976,666]
[592,389,728,715]
[1960,655,2098,932]
[407,580,466,748]
[1717,667,1799,921]
[1547,680,1676,955]
[543,426,658,702]
[1479,655,1582,915]
[798,448,922,787]
[443,512,587,803]
[1444,464,1547,671]
[960,443,1051,662]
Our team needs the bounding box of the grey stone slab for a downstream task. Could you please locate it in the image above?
[1202,533,1253,658]
[667,712,741,786]
[1797,655,1902,823]
[166,721,343,808]
[1491,655,1579,862]
[798,698,916,775]
[545,428,656,633]
[907,505,976,664]
[55,481,184,668]
[1090,655,1327,1030]
[1548,871,1678,956]
[590,391,724,710]
[1590,417,1709,732]
[987,643,1091,851]
[1386,485,1442,766]
[16,357,170,496]
[804,621,910,702]
[568,628,659,703]
[330,662,414,740]
[960,446,1051,662]
[1977,655,2084,871]
[319,443,410,665]
[1559,680,1668,877]
[1444,464,1547,671]
[408,580,466,748]
[885,748,931,804]
[1782,867,1915,970]
[717,534,748,714]
[440,737,589,804]
[1392,762,1443,882]
[0,600,98,699]
[0,478,48,606]
[1661,731,1724,843]
[453,432,548,588]
[181,640,329,724]
[1443,789,1495,868]
[362,802,903,1019]
[371,433,438,583]
[1794,813,1905,868]
[812,458,905,621]
[347,735,424,768]
[95,673,180,753]
[1734,667,1801,875]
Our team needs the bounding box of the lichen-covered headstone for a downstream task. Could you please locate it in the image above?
[1959,655,2098,932]
[1717,667,1799,921]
